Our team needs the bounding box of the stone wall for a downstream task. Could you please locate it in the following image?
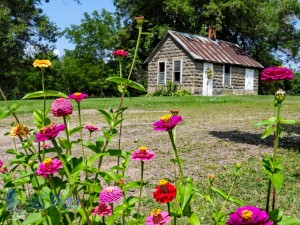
[147,35,259,95]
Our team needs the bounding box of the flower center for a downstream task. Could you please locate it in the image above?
[159,180,168,186]
[43,158,53,166]
[106,187,115,193]
[160,115,172,123]
[139,146,147,152]
[74,92,82,96]
[151,209,163,223]
[241,210,253,222]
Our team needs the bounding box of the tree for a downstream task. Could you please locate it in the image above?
[62,9,120,96]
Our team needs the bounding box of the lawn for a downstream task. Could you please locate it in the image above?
[0,95,300,224]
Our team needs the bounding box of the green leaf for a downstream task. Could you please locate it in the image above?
[69,126,82,136]
[228,196,245,205]
[59,138,71,150]
[261,125,276,139]
[58,185,73,210]
[127,80,145,91]
[83,141,99,153]
[269,208,284,223]
[278,214,300,225]
[255,117,277,127]
[71,162,85,179]
[279,118,299,125]
[188,212,201,225]
[270,172,284,193]
[22,212,45,225]
[87,153,106,167]
[210,187,228,199]
[106,77,129,85]
[178,179,194,211]
[22,90,67,99]
[0,104,20,120]
[46,206,60,225]
[100,171,122,183]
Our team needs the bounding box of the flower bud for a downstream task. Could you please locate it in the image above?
[170,110,179,116]
[208,174,215,184]
[135,16,144,26]
[28,160,35,166]
[275,89,286,103]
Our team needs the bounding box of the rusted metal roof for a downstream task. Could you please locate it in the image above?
[145,30,264,68]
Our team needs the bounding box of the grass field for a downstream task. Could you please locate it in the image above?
[0,95,300,223]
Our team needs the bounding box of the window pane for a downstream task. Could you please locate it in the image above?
[224,73,230,86]
[174,61,181,71]
[158,72,165,83]
[225,65,230,73]
[174,72,180,82]
[159,62,165,72]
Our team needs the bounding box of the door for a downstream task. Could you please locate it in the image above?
[245,69,254,90]
[203,63,213,96]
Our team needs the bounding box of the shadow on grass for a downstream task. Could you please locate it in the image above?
[209,128,300,151]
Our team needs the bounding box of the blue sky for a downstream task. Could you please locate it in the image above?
[41,0,115,56]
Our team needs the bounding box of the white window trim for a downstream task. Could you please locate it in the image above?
[157,61,167,84]
[223,65,231,86]
[172,59,183,83]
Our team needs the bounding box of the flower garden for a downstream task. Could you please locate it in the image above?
[0,16,300,225]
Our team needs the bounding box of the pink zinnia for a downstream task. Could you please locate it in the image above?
[112,49,128,57]
[99,186,122,204]
[227,206,273,225]
[131,146,155,161]
[91,202,112,217]
[85,125,99,132]
[146,209,171,225]
[51,98,73,117]
[153,115,183,131]
[261,66,294,82]
[36,158,62,178]
[0,160,3,168]
[35,123,65,142]
[68,92,88,103]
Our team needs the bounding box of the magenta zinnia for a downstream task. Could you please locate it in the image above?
[35,123,65,142]
[91,202,112,217]
[51,98,73,117]
[131,146,155,161]
[146,209,171,225]
[36,158,62,178]
[85,125,99,132]
[227,206,273,225]
[153,114,183,131]
[68,92,88,103]
[261,66,294,82]
[112,49,128,57]
[99,186,122,204]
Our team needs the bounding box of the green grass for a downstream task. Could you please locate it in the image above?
[1,95,300,223]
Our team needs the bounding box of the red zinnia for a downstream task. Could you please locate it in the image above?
[153,180,176,204]
[112,49,128,57]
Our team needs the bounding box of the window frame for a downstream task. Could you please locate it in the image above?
[157,61,167,84]
[223,64,231,86]
[172,59,183,83]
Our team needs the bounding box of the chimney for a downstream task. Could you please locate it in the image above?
[208,25,217,40]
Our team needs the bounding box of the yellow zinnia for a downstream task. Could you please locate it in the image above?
[33,59,51,68]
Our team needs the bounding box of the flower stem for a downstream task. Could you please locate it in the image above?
[63,116,72,155]
[221,175,238,211]
[41,69,46,125]
[136,161,144,224]
[128,25,142,81]
[168,130,184,181]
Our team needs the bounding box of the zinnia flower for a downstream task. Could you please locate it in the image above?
[153,180,176,204]
[261,66,294,82]
[146,209,171,225]
[112,49,128,57]
[10,124,30,137]
[135,16,145,26]
[91,202,112,217]
[51,98,73,117]
[36,158,62,178]
[99,186,122,204]
[131,146,155,161]
[153,115,183,131]
[0,160,3,168]
[33,59,51,68]
[68,92,88,103]
[227,206,273,225]
[35,123,65,142]
[85,125,99,132]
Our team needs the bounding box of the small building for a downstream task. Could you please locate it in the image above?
[144,27,264,96]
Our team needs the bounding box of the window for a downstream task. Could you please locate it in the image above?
[223,64,231,86]
[173,60,182,82]
[158,62,166,84]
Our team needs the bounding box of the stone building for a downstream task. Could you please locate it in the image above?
[144,28,264,96]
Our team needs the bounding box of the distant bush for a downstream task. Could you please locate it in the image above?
[146,81,192,97]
